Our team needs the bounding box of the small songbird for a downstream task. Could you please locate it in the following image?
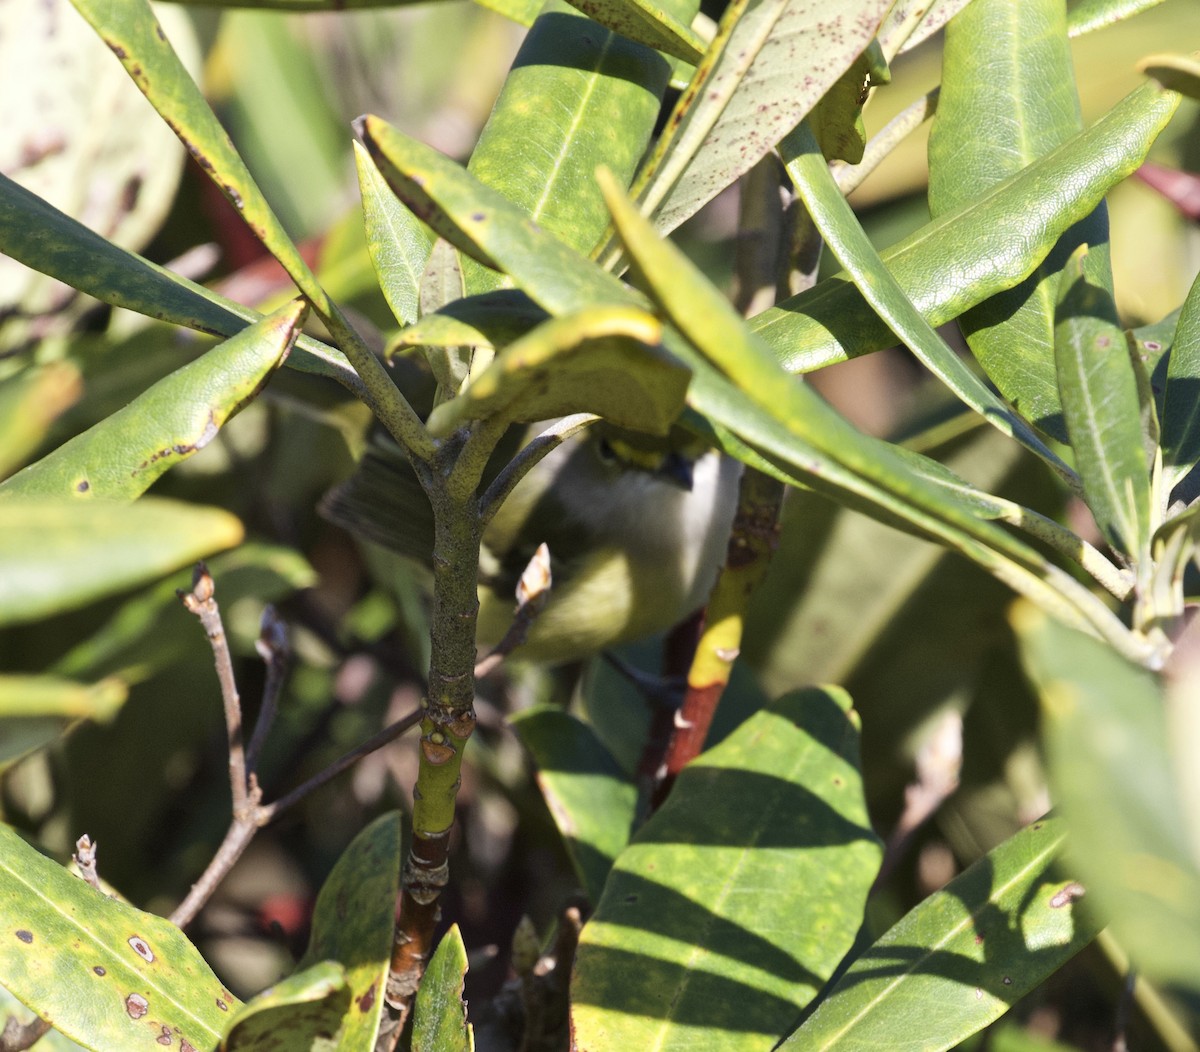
[323,423,741,665]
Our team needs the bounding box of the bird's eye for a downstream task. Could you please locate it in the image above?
[596,437,618,465]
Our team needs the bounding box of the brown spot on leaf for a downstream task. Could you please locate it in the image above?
[181,1042,196,1052]
[357,981,377,1012]
[129,936,155,962]
[76,480,90,493]
[110,44,127,59]
[216,999,229,1012]
[156,1025,172,1045]
[125,993,149,1019]
[15,930,33,944]
[94,966,107,976]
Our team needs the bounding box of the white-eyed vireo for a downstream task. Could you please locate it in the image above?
[324,422,741,664]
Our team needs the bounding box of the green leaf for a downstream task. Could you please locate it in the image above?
[0,821,239,1051]
[806,39,888,165]
[417,238,472,398]
[750,81,1180,375]
[53,544,316,682]
[411,925,473,1052]
[293,812,402,1050]
[222,961,348,1051]
[0,675,128,767]
[575,0,704,62]
[781,120,1070,478]
[0,172,354,386]
[358,116,635,317]
[1139,52,1200,98]
[464,0,672,295]
[1053,248,1150,558]
[510,706,637,904]
[0,363,82,479]
[875,0,975,58]
[783,817,1098,1051]
[1015,604,1200,994]
[67,0,330,326]
[1066,0,1168,36]
[928,0,1108,445]
[623,0,893,239]
[355,140,433,330]
[0,498,243,627]
[1161,270,1200,492]
[425,306,689,437]
[572,688,882,1049]
[0,301,303,500]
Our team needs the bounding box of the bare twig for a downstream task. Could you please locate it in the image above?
[72,835,100,891]
[174,565,423,930]
[179,564,251,817]
[0,1016,51,1052]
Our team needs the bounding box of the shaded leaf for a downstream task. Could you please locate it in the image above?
[389,289,549,363]
[411,925,472,1052]
[0,675,127,767]
[222,961,347,1051]
[1139,51,1200,98]
[0,498,243,627]
[0,301,303,500]
[510,706,637,904]
[0,363,83,479]
[572,688,882,1049]
[783,817,1098,1051]
[0,821,239,1051]
[1161,263,1200,492]
[293,812,402,1050]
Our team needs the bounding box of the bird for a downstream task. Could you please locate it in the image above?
[322,421,741,666]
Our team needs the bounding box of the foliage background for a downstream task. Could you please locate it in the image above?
[1,0,1198,1048]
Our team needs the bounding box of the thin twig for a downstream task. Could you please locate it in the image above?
[0,1016,51,1052]
[72,835,100,891]
[257,708,425,824]
[479,414,598,526]
[179,564,250,817]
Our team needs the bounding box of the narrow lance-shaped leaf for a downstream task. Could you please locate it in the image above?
[750,81,1179,375]
[572,688,882,1049]
[0,171,358,388]
[560,0,704,63]
[1053,247,1151,560]
[68,0,432,459]
[781,120,1073,481]
[928,0,1110,445]
[617,0,893,243]
[411,925,473,1052]
[1160,269,1200,494]
[0,499,243,628]
[783,817,1098,1051]
[0,301,305,501]
[458,0,674,304]
[355,140,433,330]
[0,821,239,1051]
